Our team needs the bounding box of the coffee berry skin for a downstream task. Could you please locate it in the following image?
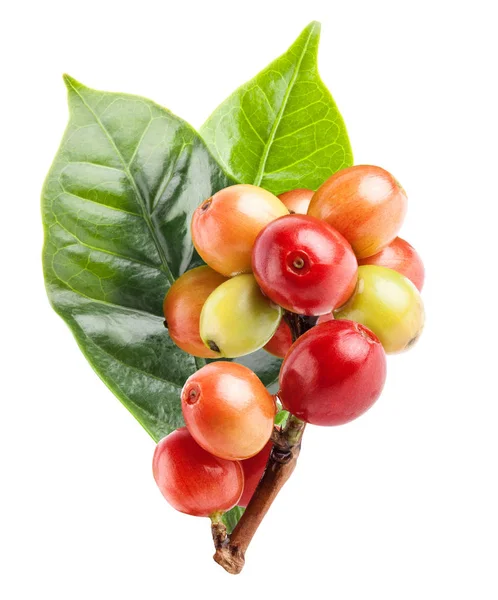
[163,266,227,358]
[153,428,244,517]
[252,214,358,316]
[309,165,407,259]
[191,184,288,277]
[238,440,273,508]
[335,265,425,354]
[200,274,282,358]
[278,188,313,214]
[279,320,387,426]
[263,320,293,359]
[182,362,276,461]
[358,237,425,291]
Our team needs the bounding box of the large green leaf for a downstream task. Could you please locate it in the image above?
[200,22,353,196]
[42,77,281,441]
[42,20,352,445]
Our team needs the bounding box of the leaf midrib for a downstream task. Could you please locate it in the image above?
[252,25,316,186]
[65,77,176,285]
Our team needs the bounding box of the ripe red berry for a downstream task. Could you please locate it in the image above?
[238,441,272,507]
[191,184,288,276]
[308,165,408,259]
[358,236,425,291]
[278,188,313,214]
[263,319,293,358]
[152,428,243,517]
[252,214,358,315]
[182,362,276,460]
[279,320,386,426]
[163,266,227,358]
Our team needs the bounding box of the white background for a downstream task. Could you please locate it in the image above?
[2,1,497,598]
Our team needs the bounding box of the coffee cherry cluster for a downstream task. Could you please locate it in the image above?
[154,165,425,518]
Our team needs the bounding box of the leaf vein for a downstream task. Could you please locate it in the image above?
[50,215,164,272]
[65,78,175,284]
[239,106,266,145]
[151,142,188,214]
[252,27,315,185]
[126,118,154,168]
[58,188,143,218]
[66,161,125,174]
[263,141,344,176]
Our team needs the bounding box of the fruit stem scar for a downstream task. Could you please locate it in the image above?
[356,322,377,343]
[200,198,212,212]
[207,340,220,353]
[185,385,200,405]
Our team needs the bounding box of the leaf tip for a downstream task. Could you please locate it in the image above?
[62,73,82,91]
[292,21,321,52]
[307,20,321,32]
[303,20,321,38]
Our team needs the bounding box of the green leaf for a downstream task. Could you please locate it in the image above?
[222,506,245,534]
[200,21,353,196]
[274,408,290,427]
[232,348,281,387]
[42,76,244,442]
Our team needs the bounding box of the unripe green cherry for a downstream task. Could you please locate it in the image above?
[334,265,424,353]
[200,274,282,358]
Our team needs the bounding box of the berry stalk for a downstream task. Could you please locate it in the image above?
[211,312,313,574]
[212,414,305,574]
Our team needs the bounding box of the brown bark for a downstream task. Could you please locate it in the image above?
[213,415,305,574]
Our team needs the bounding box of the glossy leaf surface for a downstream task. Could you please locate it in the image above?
[43,19,351,447]
[42,77,262,441]
[201,21,353,195]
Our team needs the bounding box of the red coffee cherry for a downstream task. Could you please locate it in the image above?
[152,428,244,517]
[252,214,358,315]
[279,320,387,426]
[239,440,272,508]
[263,320,293,359]
[182,362,276,460]
[308,165,408,259]
[358,236,425,291]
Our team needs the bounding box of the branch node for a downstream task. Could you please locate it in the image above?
[270,425,289,450]
[270,447,293,465]
[213,545,245,575]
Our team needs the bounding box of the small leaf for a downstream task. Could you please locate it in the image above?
[222,506,245,534]
[201,21,353,195]
[42,77,240,441]
[274,409,290,427]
